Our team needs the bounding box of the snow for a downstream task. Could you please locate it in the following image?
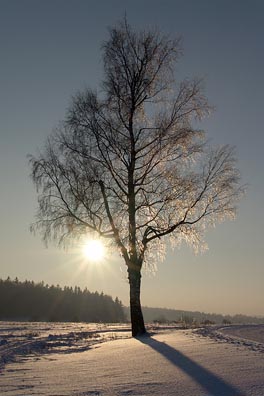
[0,322,263,395]
[219,324,264,344]
[195,324,264,353]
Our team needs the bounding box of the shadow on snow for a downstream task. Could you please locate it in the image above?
[137,335,246,396]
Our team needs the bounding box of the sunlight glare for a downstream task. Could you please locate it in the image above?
[83,239,105,262]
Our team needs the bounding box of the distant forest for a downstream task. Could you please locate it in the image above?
[134,306,264,325]
[0,278,126,323]
[1,278,263,325]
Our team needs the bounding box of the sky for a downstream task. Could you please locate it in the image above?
[0,0,263,317]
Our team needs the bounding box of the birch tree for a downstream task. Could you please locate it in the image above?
[29,20,242,336]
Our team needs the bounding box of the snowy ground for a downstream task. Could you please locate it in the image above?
[0,322,263,395]
[0,321,132,369]
[195,324,264,353]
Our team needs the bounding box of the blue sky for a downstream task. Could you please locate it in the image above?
[0,0,263,316]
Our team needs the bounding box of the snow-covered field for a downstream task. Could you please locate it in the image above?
[219,324,264,344]
[0,321,132,369]
[195,324,264,353]
[0,322,263,395]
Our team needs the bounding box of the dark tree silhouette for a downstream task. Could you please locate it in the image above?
[0,278,125,323]
[29,20,242,336]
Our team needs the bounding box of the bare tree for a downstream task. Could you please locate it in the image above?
[29,20,242,336]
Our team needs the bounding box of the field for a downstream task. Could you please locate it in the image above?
[0,322,263,395]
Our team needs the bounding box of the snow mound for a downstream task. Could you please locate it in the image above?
[195,324,264,353]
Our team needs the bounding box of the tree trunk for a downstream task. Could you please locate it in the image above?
[128,267,146,337]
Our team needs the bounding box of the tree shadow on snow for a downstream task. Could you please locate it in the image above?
[137,335,246,396]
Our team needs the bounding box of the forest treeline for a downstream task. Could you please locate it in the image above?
[134,306,264,325]
[1,278,263,325]
[0,278,126,323]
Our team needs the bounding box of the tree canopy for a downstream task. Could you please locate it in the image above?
[30,20,243,336]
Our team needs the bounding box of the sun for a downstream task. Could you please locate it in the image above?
[82,239,105,262]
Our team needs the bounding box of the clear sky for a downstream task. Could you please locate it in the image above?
[0,0,263,317]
